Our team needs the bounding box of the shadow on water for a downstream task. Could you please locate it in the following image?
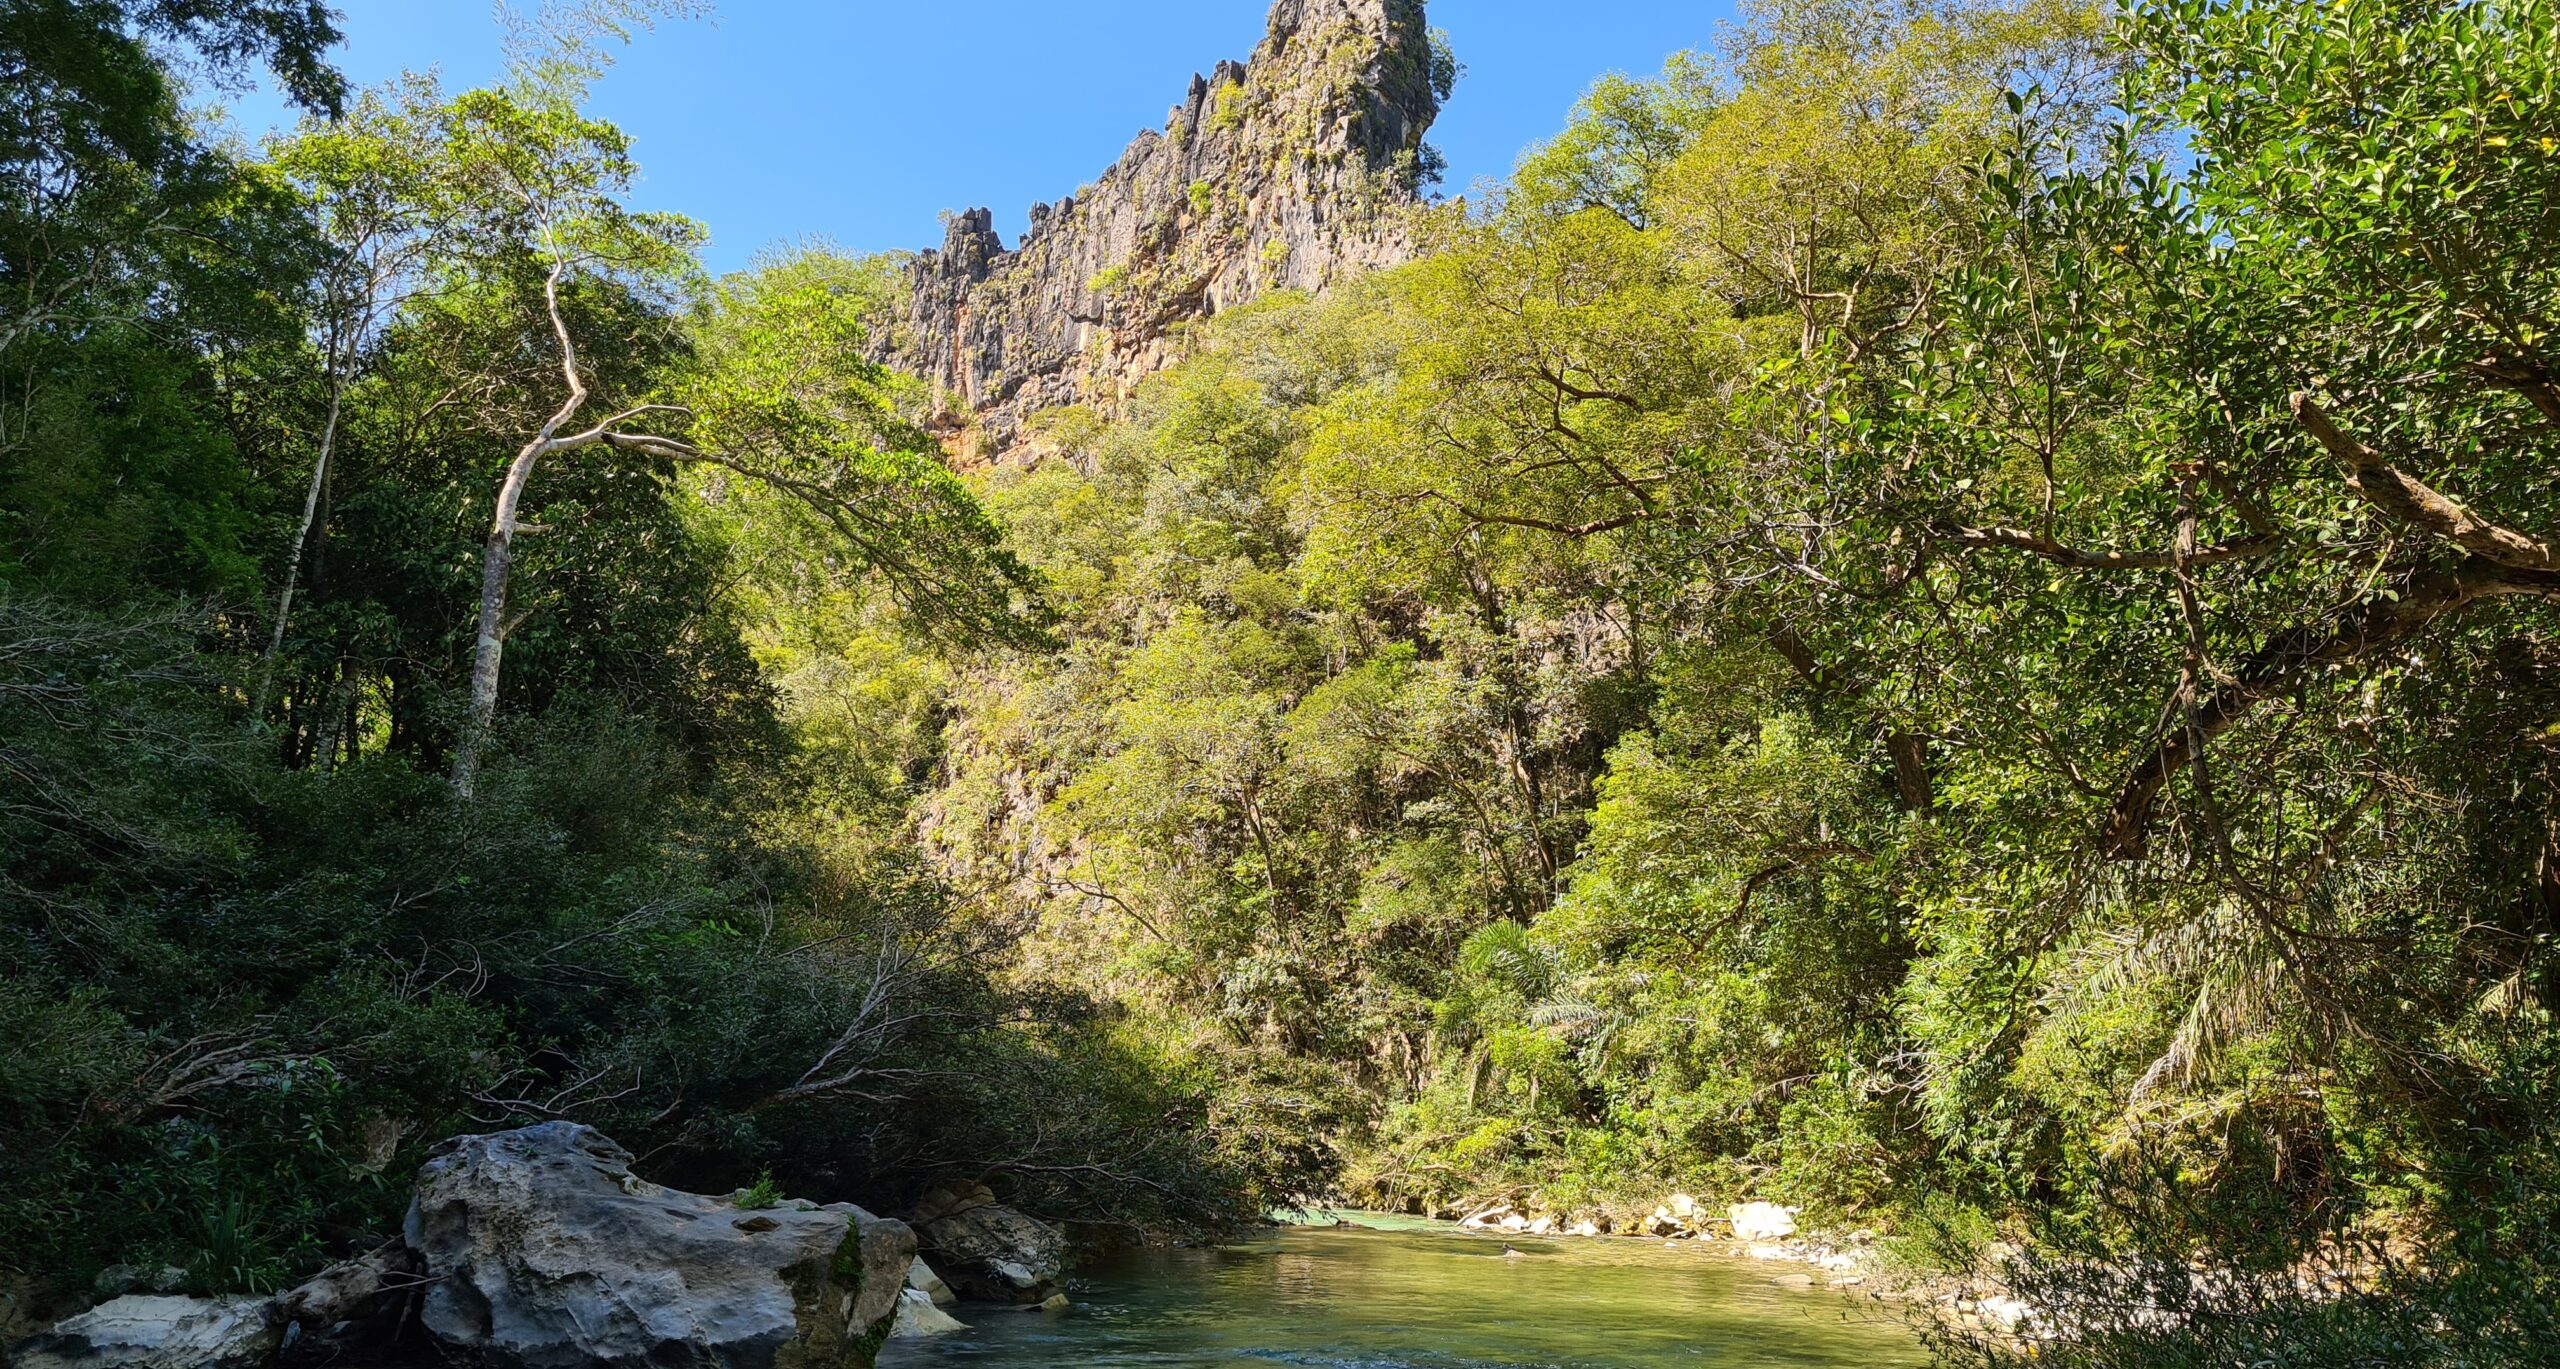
[879,1213,1930,1368]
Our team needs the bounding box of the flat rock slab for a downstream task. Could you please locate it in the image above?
[9,1295,279,1369]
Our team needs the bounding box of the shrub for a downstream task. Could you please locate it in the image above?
[1209,80,1248,133]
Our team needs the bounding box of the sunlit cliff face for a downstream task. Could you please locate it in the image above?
[873,0,1442,468]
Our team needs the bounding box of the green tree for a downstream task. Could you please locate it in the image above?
[255,77,474,712]
[438,48,1045,790]
[0,0,341,355]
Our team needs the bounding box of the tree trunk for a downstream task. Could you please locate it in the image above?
[449,443,545,797]
[1886,731,1934,814]
[310,666,355,774]
[450,260,594,798]
[255,363,348,716]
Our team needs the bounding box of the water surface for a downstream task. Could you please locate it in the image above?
[878,1212,1929,1368]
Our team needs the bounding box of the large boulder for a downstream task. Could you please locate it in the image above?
[403,1123,913,1369]
[8,1295,279,1369]
[1,1276,40,1348]
[906,1183,1066,1304]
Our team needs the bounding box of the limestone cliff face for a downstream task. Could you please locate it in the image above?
[882,0,1440,465]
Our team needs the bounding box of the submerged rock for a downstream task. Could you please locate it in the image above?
[403,1122,913,1368]
[909,1183,1066,1304]
[8,1295,279,1369]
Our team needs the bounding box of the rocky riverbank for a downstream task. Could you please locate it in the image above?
[1434,1193,2041,1343]
[1412,1190,2390,1351]
[1,1125,1079,1369]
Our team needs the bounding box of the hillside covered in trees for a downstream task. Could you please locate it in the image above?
[2,1,2554,1365]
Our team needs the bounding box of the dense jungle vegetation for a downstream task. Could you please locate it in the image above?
[3,0,2555,1363]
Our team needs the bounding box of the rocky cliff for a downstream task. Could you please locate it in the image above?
[880,0,1442,465]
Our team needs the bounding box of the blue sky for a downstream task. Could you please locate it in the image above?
[215,1,1739,273]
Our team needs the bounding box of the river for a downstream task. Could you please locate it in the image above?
[876,1211,1932,1368]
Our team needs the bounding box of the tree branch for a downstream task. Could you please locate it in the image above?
[1421,489,1648,539]
[549,404,694,450]
[2101,557,2559,858]
[1945,524,2283,570]
[2469,357,2560,427]
[2293,393,2560,571]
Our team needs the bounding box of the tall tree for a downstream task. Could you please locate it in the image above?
[0,0,342,356]
[256,78,472,712]
[437,84,1046,792]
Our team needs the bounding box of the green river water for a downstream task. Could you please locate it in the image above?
[875,1212,1931,1369]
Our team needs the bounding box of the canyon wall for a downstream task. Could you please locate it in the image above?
[877,0,1441,465]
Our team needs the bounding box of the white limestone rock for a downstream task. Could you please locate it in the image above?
[887,1288,967,1339]
[904,1258,956,1307]
[402,1122,913,1369]
[1729,1201,1799,1242]
[8,1295,279,1369]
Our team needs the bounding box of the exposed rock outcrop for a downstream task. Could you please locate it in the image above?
[7,1295,280,1369]
[880,0,1442,465]
[402,1123,914,1369]
[907,1182,1068,1304]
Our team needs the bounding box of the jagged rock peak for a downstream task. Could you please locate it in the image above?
[881,0,1441,466]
